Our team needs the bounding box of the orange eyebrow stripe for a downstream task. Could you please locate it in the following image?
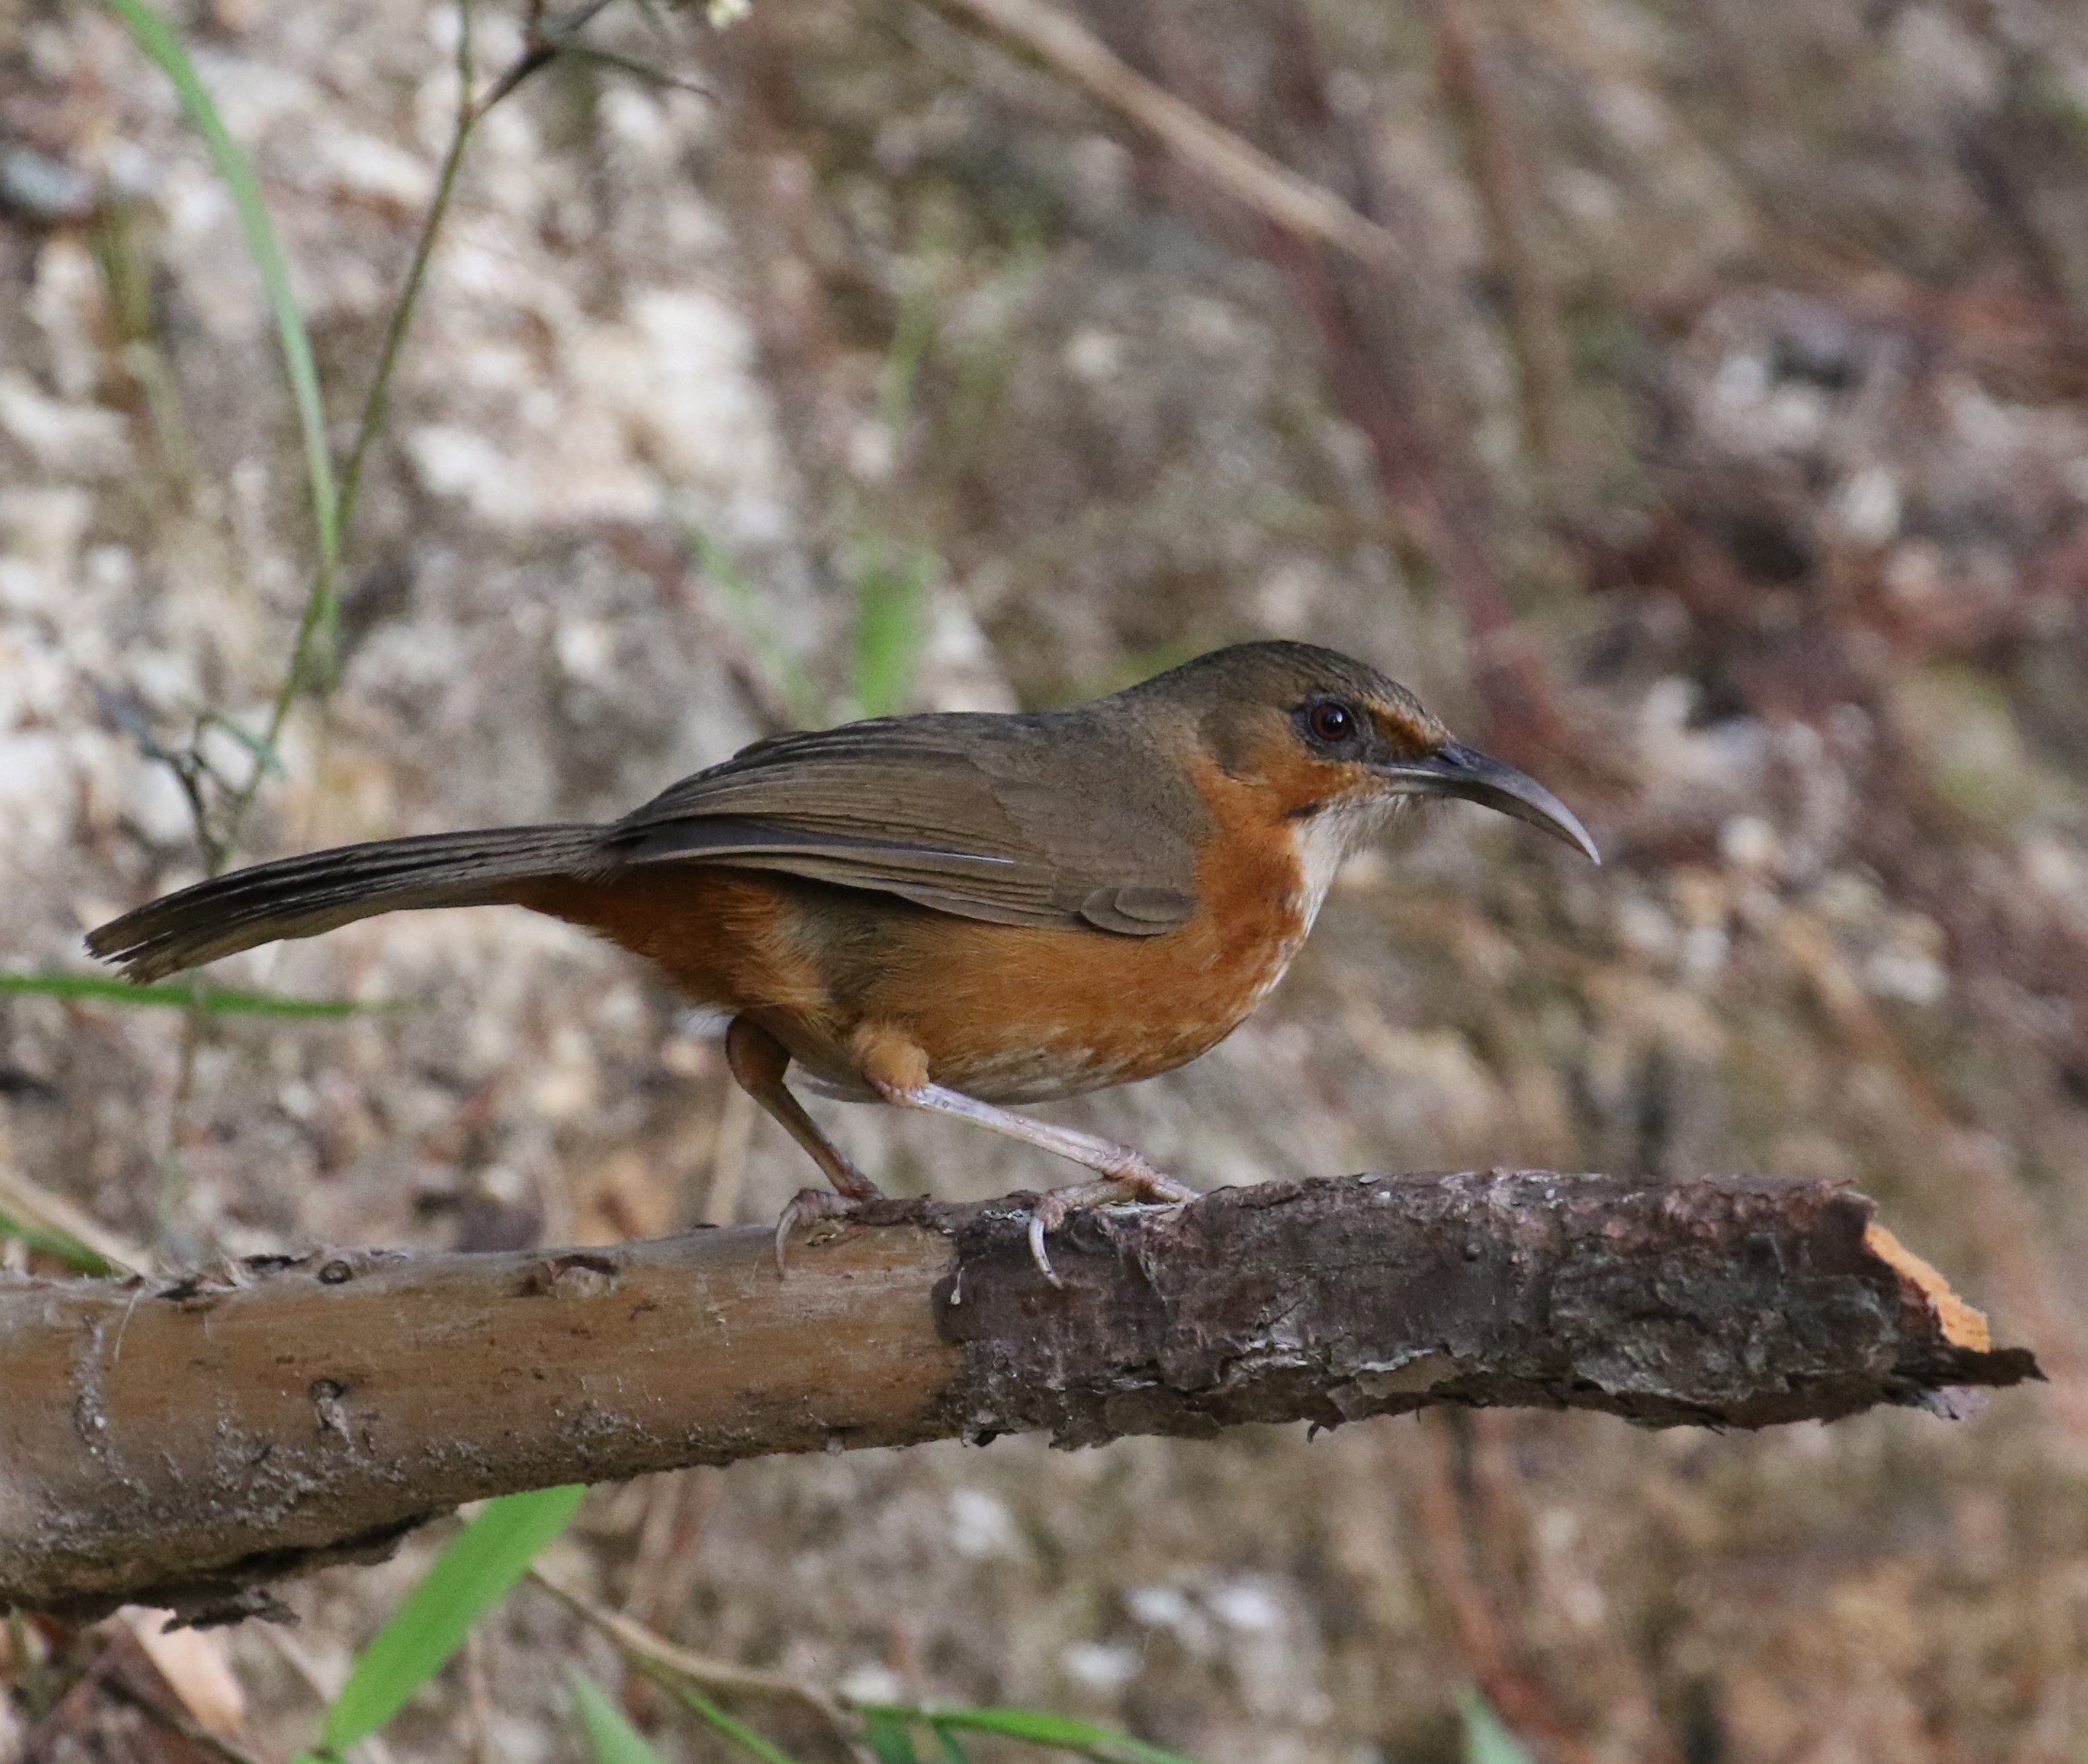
[1367,703,1435,756]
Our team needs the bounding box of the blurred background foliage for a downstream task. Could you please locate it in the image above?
[4,0,2088,1756]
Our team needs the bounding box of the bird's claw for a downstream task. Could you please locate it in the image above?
[772,1187,867,1279]
[1024,1168,1199,1288]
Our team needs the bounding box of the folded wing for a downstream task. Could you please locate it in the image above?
[603,711,1202,936]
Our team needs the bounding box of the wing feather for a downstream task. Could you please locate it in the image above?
[598,713,1202,935]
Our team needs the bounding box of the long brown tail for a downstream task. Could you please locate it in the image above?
[85,825,603,983]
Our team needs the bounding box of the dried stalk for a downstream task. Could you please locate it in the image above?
[919,0,1400,269]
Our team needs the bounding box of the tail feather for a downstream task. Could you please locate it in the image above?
[86,825,603,984]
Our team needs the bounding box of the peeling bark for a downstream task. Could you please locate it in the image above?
[0,1173,2036,1622]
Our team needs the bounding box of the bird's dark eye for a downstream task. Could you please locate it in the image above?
[1305,701,1357,745]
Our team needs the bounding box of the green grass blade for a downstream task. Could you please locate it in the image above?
[865,1710,921,1764]
[928,1723,975,1764]
[863,1706,1202,1764]
[200,713,287,778]
[100,0,338,571]
[319,1485,587,1752]
[0,1208,116,1276]
[571,1672,672,1764]
[877,287,939,438]
[1457,1691,1536,1764]
[0,973,372,1018]
[850,540,931,718]
[685,526,823,724]
[645,1667,807,1764]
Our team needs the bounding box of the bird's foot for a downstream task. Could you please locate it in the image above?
[773,1188,870,1279]
[1026,1164,1199,1289]
[853,1068,1199,1287]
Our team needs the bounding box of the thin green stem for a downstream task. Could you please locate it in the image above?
[634,1661,808,1764]
[208,33,485,874]
[211,0,576,870]
[333,7,482,534]
[156,1000,203,1241]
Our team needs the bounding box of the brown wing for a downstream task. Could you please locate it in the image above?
[599,711,1204,936]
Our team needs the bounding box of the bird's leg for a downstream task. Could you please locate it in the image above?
[862,1070,1197,1287]
[725,1017,886,1275]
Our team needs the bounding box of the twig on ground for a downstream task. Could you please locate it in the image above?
[1430,0,1573,479]
[0,1163,150,1276]
[531,1564,860,1744]
[99,1673,271,1764]
[1412,1413,1609,1764]
[202,0,638,873]
[918,0,1400,271]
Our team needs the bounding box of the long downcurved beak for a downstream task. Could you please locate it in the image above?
[1375,740,1600,863]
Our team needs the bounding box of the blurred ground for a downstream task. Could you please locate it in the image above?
[5,0,2088,1757]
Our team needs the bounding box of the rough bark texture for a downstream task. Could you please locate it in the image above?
[0,1172,2036,1624]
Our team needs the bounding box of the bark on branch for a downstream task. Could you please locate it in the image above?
[0,1172,2036,1623]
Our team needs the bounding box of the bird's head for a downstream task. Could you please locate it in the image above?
[1129,640,1599,865]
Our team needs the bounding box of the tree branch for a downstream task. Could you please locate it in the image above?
[0,1172,2035,1622]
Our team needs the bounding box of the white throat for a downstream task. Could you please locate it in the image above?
[1289,797,1396,935]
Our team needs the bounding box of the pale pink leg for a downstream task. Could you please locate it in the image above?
[868,1077,1197,1285]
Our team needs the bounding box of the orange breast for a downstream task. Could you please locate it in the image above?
[804,750,1318,1103]
[516,751,1321,1106]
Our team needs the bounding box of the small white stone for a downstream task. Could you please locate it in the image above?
[1713,352,1768,406]
[1126,1584,1194,1633]
[947,1487,1020,1560]
[1614,895,1679,962]
[1063,327,1123,383]
[1864,947,1948,1005]
[846,419,895,485]
[1833,466,1901,545]
[1060,1641,1141,1691]
[1718,814,1778,873]
[0,376,126,473]
[1680,924,1729,978]
[554,616,615,686]
[836,1663,904,1705]
[1207,1576,1286,1635]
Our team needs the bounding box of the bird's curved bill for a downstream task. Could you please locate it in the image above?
[1376,740,1600,863]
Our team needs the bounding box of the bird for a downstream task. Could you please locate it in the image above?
[86,641,1596,1281]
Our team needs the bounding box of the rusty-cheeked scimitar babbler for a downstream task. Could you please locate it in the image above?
[89,641,1598,1280]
